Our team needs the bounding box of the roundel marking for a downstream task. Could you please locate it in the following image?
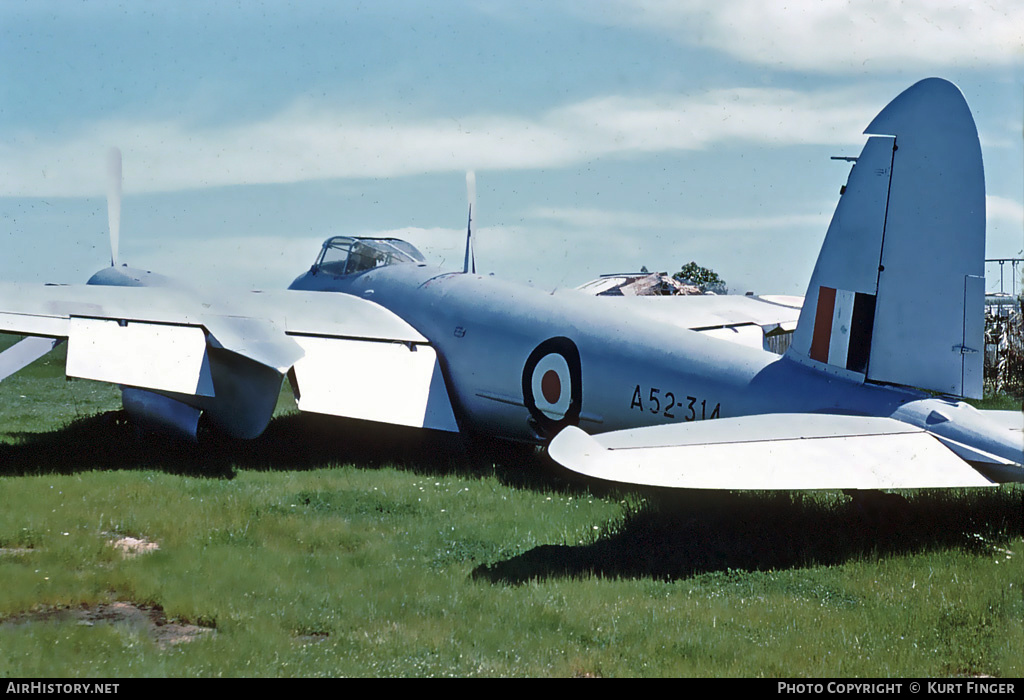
[522,337,582,435]
[531,353,571,420]
[541,370,561,404]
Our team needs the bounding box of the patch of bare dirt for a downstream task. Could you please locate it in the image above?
[0,601,213,649]
[106,534,160,558]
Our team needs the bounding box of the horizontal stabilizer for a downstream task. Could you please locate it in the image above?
[548,414,995,490]
[978,410,1024,434]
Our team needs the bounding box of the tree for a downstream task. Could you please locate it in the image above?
[673,261,727,294]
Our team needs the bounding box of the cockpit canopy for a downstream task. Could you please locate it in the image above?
[311,236,426,277]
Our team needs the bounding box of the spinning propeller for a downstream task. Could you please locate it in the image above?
[106,147,121,268]
[462,170,476,274]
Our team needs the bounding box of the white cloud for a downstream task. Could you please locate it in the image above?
[110,195,1019,294]
[125,234,326,290]
[125,227,480,290]
[526,205,828,231]
[605,0,1024,73]
[987,195,1024,227]
[0,86,878,197]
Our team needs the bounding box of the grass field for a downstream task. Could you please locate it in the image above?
[0,337,1020,677]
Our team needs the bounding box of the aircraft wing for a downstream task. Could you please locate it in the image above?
[548,413,996,490]
[0,336,64,382]
[0,282,459,433]
[570,294,802,350]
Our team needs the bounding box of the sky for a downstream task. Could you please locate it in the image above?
[1,0,1022,296]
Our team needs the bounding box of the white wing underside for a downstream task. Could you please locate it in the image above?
[548,413,995,490]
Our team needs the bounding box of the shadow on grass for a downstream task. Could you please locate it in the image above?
[4,410,1021,582]
[473,487,1024,583]
[0,410,566,486]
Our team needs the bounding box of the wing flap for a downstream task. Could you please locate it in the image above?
[65,318,215,396]
[289,336,459,432]
[549,414,995,490]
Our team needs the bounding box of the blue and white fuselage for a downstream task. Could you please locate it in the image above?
[289,242,1022,483]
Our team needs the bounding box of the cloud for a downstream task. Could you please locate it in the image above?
[526,205,829,232]
[124,227,479,290]
[603,0,1024,73]
[103,194,1018,293]
[0,86,878,197]
[987,195,1024,227]
[121,234,324,290]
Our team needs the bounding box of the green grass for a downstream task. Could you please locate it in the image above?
[970,393,1023,411]
[0,334,1021,677]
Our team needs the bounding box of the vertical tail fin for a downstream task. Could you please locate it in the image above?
[788,78,985,398]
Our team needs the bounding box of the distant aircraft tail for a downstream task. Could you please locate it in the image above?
[786,78,986,399]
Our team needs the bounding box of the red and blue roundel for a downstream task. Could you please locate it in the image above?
[521,337,582,436]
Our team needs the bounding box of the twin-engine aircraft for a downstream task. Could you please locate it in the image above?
[0,78,1021,490]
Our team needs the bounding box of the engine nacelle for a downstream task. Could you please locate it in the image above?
[121,387,202,441]
[120,348,286,442]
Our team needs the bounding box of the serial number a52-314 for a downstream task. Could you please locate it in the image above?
[630,384,720,422]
